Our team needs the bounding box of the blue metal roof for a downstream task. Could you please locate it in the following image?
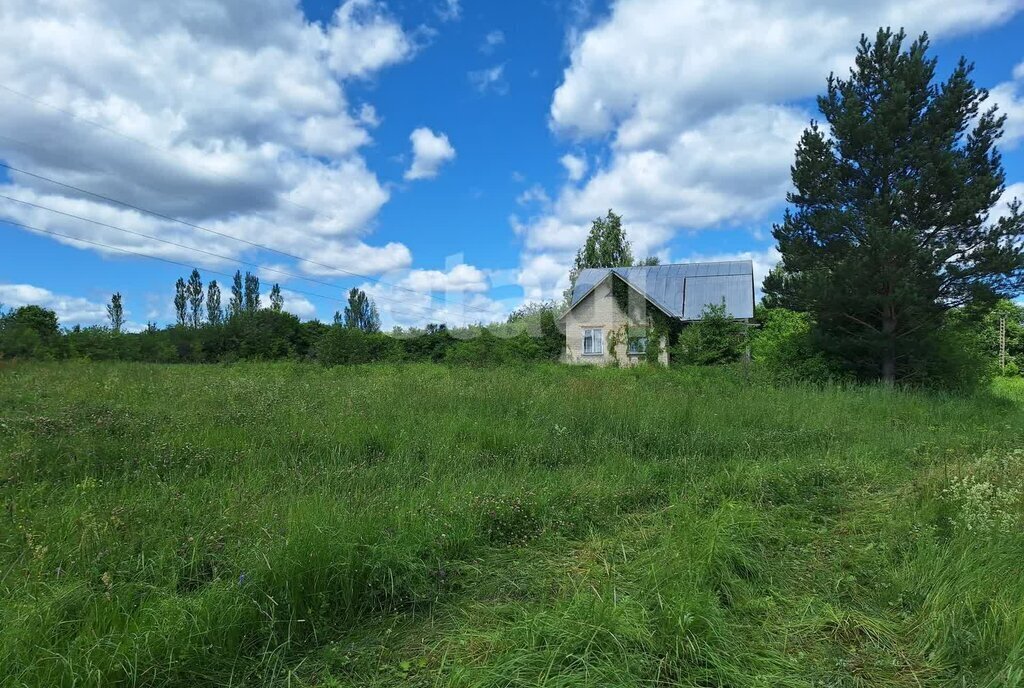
[570,260,754,320]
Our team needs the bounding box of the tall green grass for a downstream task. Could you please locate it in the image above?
[1,362,1022,686]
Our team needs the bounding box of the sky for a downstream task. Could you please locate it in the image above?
[1,0,1023,330]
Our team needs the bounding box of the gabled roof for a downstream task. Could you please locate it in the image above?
[566,260,754,321]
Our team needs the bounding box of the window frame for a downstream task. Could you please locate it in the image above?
[627,335,649,356]
[582,327,603,355]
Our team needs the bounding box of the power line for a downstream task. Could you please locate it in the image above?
[0,218,461,323]
[0,192,470,317]
[0,160,495,316]
[0,86,499,316]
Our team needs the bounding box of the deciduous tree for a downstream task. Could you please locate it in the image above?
[243,272,260,313]
[270,283,284,312]
[186,269,204,328]
[229,271,243,318]
[106,292,125,333]
[174,278,187,327]
[342,288,380,332]
[206,280,223,325]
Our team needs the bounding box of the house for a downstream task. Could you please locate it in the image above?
[560,260,755,366]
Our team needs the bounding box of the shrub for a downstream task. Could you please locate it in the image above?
[750,307,834,383]
[671,302,746,366]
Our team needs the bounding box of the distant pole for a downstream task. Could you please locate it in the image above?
[999,315,1007,371]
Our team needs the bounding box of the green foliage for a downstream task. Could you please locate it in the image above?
[750,307,835,383]
[316,325,403,365]
[672,302,747,365]
[567,209,634,299]
[229,270,243,318]
[339,288,381,333]
[2,363,1023,686]
[106,292,124,333]
[173,277,187,326]
[243,272,260,314]
[0,305,62,359]
[206,280,223,326]
[269,283,284,313]
[767,29,1024,385]
[186,269,204,327]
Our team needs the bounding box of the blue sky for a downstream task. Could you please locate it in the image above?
[1,0,1023,329]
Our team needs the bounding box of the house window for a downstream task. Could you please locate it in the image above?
[627,335,648,355]
[582,328,603,355]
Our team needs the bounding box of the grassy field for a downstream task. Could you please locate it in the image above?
[2,362,1023,687]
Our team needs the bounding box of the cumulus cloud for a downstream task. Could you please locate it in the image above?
[404,127,456,180]
[559,153,587,182]
[0,283,108,327]
[400,263,489,293]
[279,290,319,320]
[516,0,1022,300]
[468,64,508,95]
[990,61,1024,149]
[0,0,417,284]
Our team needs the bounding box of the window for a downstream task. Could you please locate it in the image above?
[627,335,648,355]
[582,328,603,355]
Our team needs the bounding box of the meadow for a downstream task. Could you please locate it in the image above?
[1,362,1023,687]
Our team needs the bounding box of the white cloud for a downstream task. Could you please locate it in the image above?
[559,153,587,182]
[325,0,413,79]
[401,263,489,293]
[0,0,417,284]
[995,182,1024,221]
[990,60,1024,149]
[280,290,318,320]
[404,127,456,181]
[436,0,461,22]
[468,64,508,95]
[516,184,550,207]
[481,30,505,53]
[0,283,108,327]
[516,0,1022,299]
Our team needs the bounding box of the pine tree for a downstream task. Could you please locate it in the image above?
[269,283,284,312]
[342,288,380,332]
[186,269,204,328]
[174,278,187,327]
[229,270,243,318]
[106,292,125,333]
[206,280,223,325]
[243,272,260,313]
[766,29,1024,384]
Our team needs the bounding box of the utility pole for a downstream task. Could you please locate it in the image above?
[1000,315,1007,372]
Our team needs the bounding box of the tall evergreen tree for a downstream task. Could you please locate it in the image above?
[243,272,261,313]
[186,269,204,328]
[229,270,243,318]
[342,288,380,332]
[174,278,187,327]
[106,292,124,333]
[269,283,284,312]
[766,29,1024,384]
[567,209,634,299]
[206,280,223,325]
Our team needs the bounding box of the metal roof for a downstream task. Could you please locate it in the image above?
[569,260,754,320]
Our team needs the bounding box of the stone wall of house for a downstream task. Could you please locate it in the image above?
[562,276,669,366]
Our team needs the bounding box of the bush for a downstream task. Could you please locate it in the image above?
[0,305,63,360]
[750,307,835,383]
[316,326,403,366]
[671,302,746,366]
